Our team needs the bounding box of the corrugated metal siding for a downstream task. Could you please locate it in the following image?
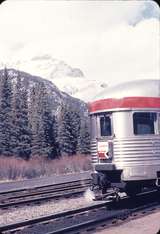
[113,136,160,166]
[90,140,98,164]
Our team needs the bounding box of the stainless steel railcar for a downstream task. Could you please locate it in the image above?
[89,79,160,196]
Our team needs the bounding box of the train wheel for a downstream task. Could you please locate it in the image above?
[125,183,141,197]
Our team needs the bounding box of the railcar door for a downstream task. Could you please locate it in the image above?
[96,113,114,162]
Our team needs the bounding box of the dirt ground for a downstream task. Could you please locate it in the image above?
[95,210,160,234]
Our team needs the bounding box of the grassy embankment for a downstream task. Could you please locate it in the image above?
[0,155,92,182]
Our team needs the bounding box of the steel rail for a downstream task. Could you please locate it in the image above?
[0,181,90,201]
[0,189,159,233]
[46,210,129,234]
[0,201,109,232]
[0,189,86,208]
[46,202,160,234]
[0,179,91,195]
[0,181,91,208]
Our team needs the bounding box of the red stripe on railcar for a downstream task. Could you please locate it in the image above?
[89,97,160,113]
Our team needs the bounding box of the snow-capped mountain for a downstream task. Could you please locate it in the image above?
[0,68,88,117]
[0,54,107,102]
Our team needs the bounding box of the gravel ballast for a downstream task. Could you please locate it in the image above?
[1,189,160,234]
[0,189,95,225]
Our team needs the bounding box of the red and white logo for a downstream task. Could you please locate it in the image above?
[97,141,112,159]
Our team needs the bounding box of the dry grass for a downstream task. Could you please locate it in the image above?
[0,155,92,181]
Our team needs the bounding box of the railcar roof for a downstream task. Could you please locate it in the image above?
[93,79,160,101]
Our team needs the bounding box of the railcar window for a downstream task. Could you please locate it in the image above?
[133,112,157,135]
[100,116,112,136]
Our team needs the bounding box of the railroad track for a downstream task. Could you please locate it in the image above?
[0,179,91,209]
[0,189,159,234]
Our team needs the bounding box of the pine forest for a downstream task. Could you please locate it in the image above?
[0,68,90,160]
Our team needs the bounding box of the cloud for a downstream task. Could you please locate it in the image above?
[0,0,159,85]
[0,1,149,45]
[96,18,159,83]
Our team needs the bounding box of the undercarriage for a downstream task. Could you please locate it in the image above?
[91,171,160,200]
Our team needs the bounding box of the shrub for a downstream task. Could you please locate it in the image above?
[0,155,92,181]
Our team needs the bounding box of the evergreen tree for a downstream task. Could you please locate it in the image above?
[77,120,90,154]
[12,74,31,159]
[58,104,81,156]
[40,84,57,158]
[70,110,81,153]
[0,68,14,156]
[29,83,47,157]
[29,83,57,158]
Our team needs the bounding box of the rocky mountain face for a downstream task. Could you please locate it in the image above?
[1,68,86,113]
[0,54,107,101]
[0,68,90,159]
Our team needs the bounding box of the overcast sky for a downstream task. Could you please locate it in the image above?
[0,0,159,85]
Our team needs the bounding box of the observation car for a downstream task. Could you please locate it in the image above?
[89,79,160,196]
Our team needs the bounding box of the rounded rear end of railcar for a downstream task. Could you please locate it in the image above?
[89,79,160,196]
